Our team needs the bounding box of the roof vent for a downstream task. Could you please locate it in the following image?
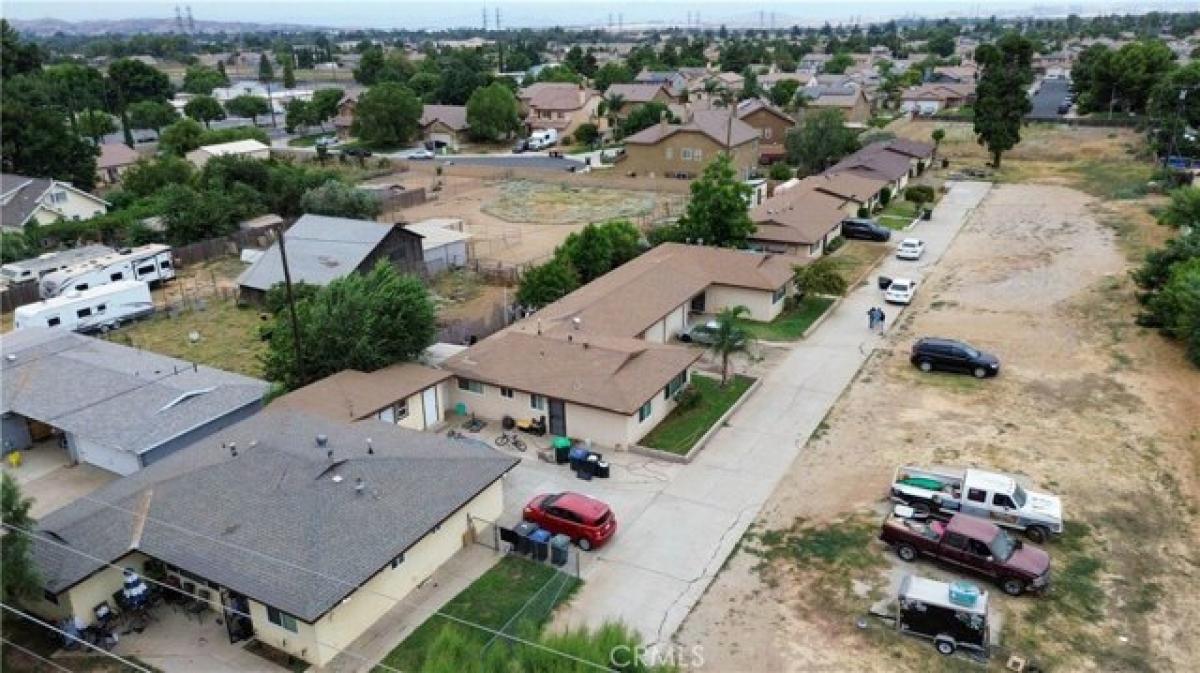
[366,438,374,455]
[316,434,328,447]
[355,477,365,495]
[571,317,582,330]
[5,354,15,362]
[229,442,237,457]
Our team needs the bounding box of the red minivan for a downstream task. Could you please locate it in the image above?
[523,492,617,551]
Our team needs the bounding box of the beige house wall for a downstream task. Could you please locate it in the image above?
[621,131,758,180]
[251,480,504,667]
[703,283,789,322]
[622,369,690,446]
[740,109,794,144]
[639,303,690,343]
[28,188,108,225]
[361,383,444,432]
[29,551,151,627]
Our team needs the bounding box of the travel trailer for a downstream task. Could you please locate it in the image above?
[39,244,174,299]
[14,281,155,333]
[0,245,115,287]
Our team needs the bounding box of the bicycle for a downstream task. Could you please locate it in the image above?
[494,431,526,452]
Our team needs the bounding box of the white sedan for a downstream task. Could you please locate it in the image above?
[884,278,919,305]
[896,238,926,260]
[407,148,435,160]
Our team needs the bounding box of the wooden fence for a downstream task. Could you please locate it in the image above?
[0,282,41,313]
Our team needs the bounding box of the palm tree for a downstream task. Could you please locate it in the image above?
[931,128,946,161]
[602,92,626,131]
[710,305,751,386]
[709,85,738,157]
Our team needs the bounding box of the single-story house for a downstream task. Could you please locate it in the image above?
[735,98,796,162]
[419,105,469,151]
[404,218,472,274]
[271,363,452,431]
[798,86,873,126]
[797,171,889,211]
[184,140,271,169]
[0,328,268,476]
[517,83,603,137]
[333,91,362,140]
[634,69,690,98]
[95,144,141,185]
[900,83,976,115]
[603,83,674,115]
[442,243,804,448]
[1,173,110,233]
[237,214,425,303]
[826,139,935,192]
[749,186,855,256]
[23,409,516,668]
[620,110,760,180]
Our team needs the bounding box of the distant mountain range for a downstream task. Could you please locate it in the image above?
[9,17,333,36]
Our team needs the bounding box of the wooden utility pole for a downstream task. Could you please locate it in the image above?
[275,225,305,381]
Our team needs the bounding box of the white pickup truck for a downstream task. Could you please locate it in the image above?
[890,466,1064,543]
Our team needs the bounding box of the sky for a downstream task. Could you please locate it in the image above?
[3,0,1193,30]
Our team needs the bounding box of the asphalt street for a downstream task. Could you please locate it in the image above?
[1029,78,1072,118]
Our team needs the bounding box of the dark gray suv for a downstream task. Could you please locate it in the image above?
[910,338,1000,378]
[841,218,892,242]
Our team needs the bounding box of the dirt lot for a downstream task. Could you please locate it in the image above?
[675,181,1200,672]
[392,176,686,267]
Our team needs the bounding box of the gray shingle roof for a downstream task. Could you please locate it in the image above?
[31,409,517,622]
[1,173,54,229]
[0,329,269,455]
[237,214,396,292]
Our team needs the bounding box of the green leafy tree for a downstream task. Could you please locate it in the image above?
[1,231,30,264]
[43,63,108,120]
[674,154,755,246]
[1,473,41,605]
[198,125,270,147]
[618,101,677,138]
[784,108,860,173]
[299,180,381,219]
[258,53,274,83]
[1159,187,1200,229]
[353,46,387,85]
[466,82,521,141]
[824,52,854,74]
[768,162,793,180]
[711,305,751,385]
[309,87,345,126]
[601,219,643,266]
[927,31,957,58]
[159,183,260,244]
[77,108,116,144]
[794,258,848,295]
[184,94,226,129]
[602,92,627,128]
[1,19,42,79]
[437,53,489,104]
[593,62,634,91]
[181,65,229,94]
[560,223,616,283]
[931,127,946,160]
[352,82,422,148]
[107,58,172,107]
[121,156,194,197]
[406,71,440,101]
[1134,229,1200,293]
[225,94,270,125]
[516,257,580,308]
[1150,62,1200,156]
[1146,257,1200,365]
[574,122,600,146]
[284,98,315,133]
[769,79,800,107]
[263,262,437,390]
[127,99,178,135]
[741,67,760,100]
[973,33,1033,168]
[282,59,296,89]
[157,117,206,155]
[1,74,99,189]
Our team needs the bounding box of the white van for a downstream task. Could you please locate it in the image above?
[39,244,174,299]
[527,128,559,150]
[14,281,155,334]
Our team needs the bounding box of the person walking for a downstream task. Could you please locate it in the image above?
[867,307,878,330]
[877,308,887,333]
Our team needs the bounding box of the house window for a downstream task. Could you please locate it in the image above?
[266,606,298,633]
[638,400,653,422]
[664,371,686,399]
[390,552,406,569]
[48,191,67,204]
[500,387,514,399]
[772,285,787,303]
[530,394,546,411]
[394,400,409,420]
[694,149,703,161]
[764,127,773,139]
[665,147,674,160]
[681,148,693,161]
[457,378,483,394]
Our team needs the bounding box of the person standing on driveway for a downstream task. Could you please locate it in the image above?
[877,308,887,333]
[867,307,878,330]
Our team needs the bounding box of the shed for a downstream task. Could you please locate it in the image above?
[404,218,472,274]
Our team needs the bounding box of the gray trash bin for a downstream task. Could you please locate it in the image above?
[550,534,571,567]
[512,521,538,555]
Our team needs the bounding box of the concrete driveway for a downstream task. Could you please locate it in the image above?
[532,181,993,645]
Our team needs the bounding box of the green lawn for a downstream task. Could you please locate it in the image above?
[112,299,269,379]
[735,296,835,341]
[287,133,325,147]
[877,199,920,229]
[640,374,755,454]
[379,556,580,672]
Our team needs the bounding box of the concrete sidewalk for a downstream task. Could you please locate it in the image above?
[550,181,992,645]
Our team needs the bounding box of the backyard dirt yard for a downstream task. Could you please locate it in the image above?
[675,182,1200,672]
[397,177,687,267]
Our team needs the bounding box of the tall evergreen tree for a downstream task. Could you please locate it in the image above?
[973,33,1034,168]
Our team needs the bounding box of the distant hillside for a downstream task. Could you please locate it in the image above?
[10,17,332,36]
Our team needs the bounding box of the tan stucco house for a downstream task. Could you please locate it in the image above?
[419,104,470,150]
[96,143,141,185]
[603,82,675,115]
[517,82,603,137]
[826,139,935,194]
[443,243,804,448]
[619,110,760,180]
[798,86,873,126]
[271,363,452,431]
[735,98,796,163]
[24,409,516,669]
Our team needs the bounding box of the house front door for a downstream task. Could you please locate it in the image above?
[548,399,566,437]
[422,387,439,429]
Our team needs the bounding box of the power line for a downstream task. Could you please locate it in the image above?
[0,604,153,673]
[12,497,614,672]
[2,524,408,673]
[0,637,75,673]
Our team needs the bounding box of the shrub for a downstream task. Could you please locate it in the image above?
[574,123,599,145]
[768,162,793,180]
[856,205,870,218]
[674,386,703,411]
[561,134,573,146]
[879,186,892,206]
[794,258,848,296]
[824,235,845,254]
[906,185,936,204]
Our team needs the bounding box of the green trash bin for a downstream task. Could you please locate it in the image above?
[552,437,571,464]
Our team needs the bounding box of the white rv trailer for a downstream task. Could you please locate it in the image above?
[0,245,116,287]
[14,281,155,334]
[39,244,174,298]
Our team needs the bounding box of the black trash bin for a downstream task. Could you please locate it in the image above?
[594,461,611,479]
[512,521,538,555]
[550,534,571,567]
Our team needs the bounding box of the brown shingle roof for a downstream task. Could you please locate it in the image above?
[604,83,669,103]
[420,105,469,131]
[624,109,759,148]
[97,143,140,170]
[520,83,590,110]
[750,188,848,245]
[826,141,919,183]
[271,364,452,422]
[796,173,887,204]
[736,98,793,125]
[443,331,701,414]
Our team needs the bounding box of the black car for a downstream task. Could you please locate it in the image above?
[841,218,893,242]
[343,148,373,158]
[512,139,529,153]
[910,338,1000,379]
[1057,101,1071,115]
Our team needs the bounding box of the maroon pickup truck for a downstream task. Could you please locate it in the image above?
[880,512,1051,596]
